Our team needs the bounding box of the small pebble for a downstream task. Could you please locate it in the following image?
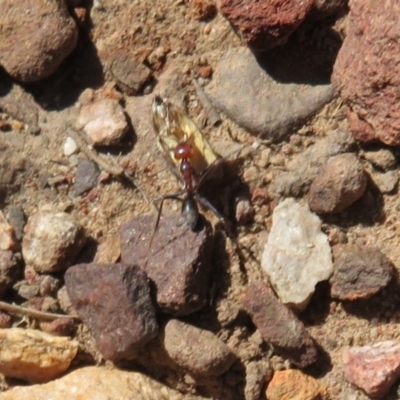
[0,250,22,296]
[73,158,100,196]
[364,149,397,171]
[63,137,78,156]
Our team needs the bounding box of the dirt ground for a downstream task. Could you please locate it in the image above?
[2,1,400,399]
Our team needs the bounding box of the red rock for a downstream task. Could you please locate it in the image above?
[0,0,78,82]
[242,279,318,368]
[40,318,76,337]
[343,341,400,398]
[218,0,314,51]
[308,153,367,214]
[191,0,217,20]
[266,369,328,400]
[330,245,393,300]
[332,0,400,145]
[120,215,214,316]
[65,263,158,361]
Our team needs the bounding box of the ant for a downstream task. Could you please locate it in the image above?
[151,96,229,238]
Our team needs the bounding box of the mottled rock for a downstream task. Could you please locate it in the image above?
[332,0,400,145]
[191,0,217,20]
[242,279,318,368]
[0,250,22,296]
[363,149,397,171]
[73,158,100,196]
[109,51,153,95]
[271,129,356,197]
[76,99,128,146]
[206,49,335,141]
[218,0,314,51]
[0,328,78,383]
[120,215,214,316]
[266,369,329,400]
[22,212,86,273]
[261,198,333,311]
[308,153,367,214]
[370,170,398,194]
[163,319,235,376]
[0,0,78,82]
[65,263,158,361]
[6,206,26,241]
[0,366,204,400]
[343,340,400,398]
[330,245,393,301]
[0,212,18,251]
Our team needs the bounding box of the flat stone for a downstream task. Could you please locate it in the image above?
[109,50,153,95]
[218,0,314,51]
[206,48,335,141]
[0,328,78,383]
[163,319,236,376]
[332,0,400,145]
[271,129,357,197]
[242,279,318,368]
[73,158,100,196]
[261,198,333,311]
[330,245,393,301]
[343,340,400,398]
[0,366,203,400]
[0,0,78,82]
[65,263,158,361]
[120,215,214,316]
[266,369,329,400]
[308,153,367,214]
[76,98,128,146]
[22,212,86,273]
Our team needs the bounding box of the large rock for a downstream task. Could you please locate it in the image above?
[0,0,78,82]
[65,263,158,361]
[261,198,333,311]
[332,0,400,145]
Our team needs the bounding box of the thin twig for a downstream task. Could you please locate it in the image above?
[68,128,151,204]
[0,301,80,321]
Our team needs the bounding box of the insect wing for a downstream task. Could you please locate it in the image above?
[152,96,220,179]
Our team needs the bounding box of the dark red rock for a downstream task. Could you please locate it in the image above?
[242,279,318,368]
[0,250,22,296]
[0,312,12,328]
[308,153,367,213]
[218,0,314,51]
[343,340,400,398]
[40,318,76,337]
[330,245,393,301]
[163,319,236,376]
[65,263,158,361]
[120,215,214,316]
[332,0,400,145]
[109,50,153,95]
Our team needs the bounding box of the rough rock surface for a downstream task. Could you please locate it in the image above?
[163,319,235,376]
[330,245,393,301]
[65,263,158,361]
[120,215,214,316]
[0,0,78,82]
[266,369,329,400]
[0,366,203,400]
[271,129,356,197]
[308,0,348,21]
[261,198,333,311]
[22,212,86,273]
[218,0,314,51]
[343,340,400,398]
[242,279,318,368]
[0,328,78,383]
[73,158,100,196]
[308,153,367,214]
[76,98,129,146]
[0,212,18,251]
[332,0,400,145]
[0,250,21,296]
[206,48,335,141]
